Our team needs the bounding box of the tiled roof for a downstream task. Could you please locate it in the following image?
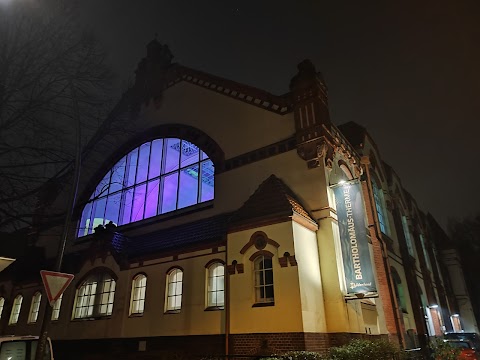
[230,175,316,227]
[126,213,231,259]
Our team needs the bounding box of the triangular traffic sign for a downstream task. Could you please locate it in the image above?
[40,270,74,306]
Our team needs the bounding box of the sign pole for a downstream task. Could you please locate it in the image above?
[35,80,82,360]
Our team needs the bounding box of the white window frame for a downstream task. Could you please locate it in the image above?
[73,273,116,319]
[254,255,274,304]
[206,263,225,309]
[130,274,147,315]
[0,297,4,319]
[28,292,42,323]
[51,293,63,321]
[9,294,23,325]
[165,268,183,312]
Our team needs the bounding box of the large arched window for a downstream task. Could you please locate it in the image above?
[78,138,215,237]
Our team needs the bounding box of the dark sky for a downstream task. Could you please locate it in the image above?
[78,0,480,230]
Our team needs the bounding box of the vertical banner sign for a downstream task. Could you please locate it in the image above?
[333,181,377,294]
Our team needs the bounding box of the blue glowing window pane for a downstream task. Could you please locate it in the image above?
[178,164,199,209]
[161,172,178,214]
[132,184,146,222]
[95,171,111,198]
[120,189,133,225]
[136,143,150,184]
[110,157,126,194]
[105,193,121,226]
[126,149,138,187]
[179,140,199,168]
[145,179,160,219]
[148,140,163,180]
[200,160,214,202]
[78,202,93,237]
[164,139,180,174]
[92,197,107,230]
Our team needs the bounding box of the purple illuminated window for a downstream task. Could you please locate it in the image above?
[78,138,215,237]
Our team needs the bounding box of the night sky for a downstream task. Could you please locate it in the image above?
[78,0,480,230]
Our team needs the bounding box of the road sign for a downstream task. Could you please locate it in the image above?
[40,270,74,306]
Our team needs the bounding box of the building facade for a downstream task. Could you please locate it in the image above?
[0,41,475,359]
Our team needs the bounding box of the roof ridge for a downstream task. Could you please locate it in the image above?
[230,174,315,227]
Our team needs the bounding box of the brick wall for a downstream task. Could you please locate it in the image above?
[230,332,390,357]
[53,332,393,359]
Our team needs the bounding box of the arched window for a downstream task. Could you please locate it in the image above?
[206,263,224,308]
[391,267,407,312]
[165,268,183,312]
[51,294,63,321]
[130,274,147,315]
[401,215,415,257]
[28,292,42,323]
[78,138,215,237]
[254,255,274,304]
[9,295,23,325]
[0,297,4,319]
[419,234,432,271]
[371,178,388,234]
[73,272,116,319]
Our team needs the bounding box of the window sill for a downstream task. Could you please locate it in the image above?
[252,302,275,308]
[205,306,224,311]
[71,316,112,321]
[129,313,144,318]
[164,310,181,314]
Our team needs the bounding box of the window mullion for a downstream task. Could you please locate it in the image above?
[175,140,182,210]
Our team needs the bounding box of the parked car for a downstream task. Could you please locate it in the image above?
[441,339,479,360]
[0,335,54,360]
[445,333,480,350]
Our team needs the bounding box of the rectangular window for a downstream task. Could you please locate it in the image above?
[254,256,274,304]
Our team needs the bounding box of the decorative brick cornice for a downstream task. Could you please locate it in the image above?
[165,65,292,115]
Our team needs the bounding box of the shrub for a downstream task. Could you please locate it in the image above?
[327,339,404,360]
[260,351,325,360]
[430,339,461,360]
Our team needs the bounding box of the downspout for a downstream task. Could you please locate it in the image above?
[225,234,230,357]
[361,156,405,347]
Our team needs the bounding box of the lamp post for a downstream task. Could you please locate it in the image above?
[34,79,82,360]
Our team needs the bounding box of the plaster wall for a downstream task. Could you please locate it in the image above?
[227,222,304,334]
[292,222,326,333]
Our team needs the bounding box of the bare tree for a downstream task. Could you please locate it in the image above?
[0,0,114,230]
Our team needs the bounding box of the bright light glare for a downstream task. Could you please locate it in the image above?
[429,304,439,309]
[338,180,346,185]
